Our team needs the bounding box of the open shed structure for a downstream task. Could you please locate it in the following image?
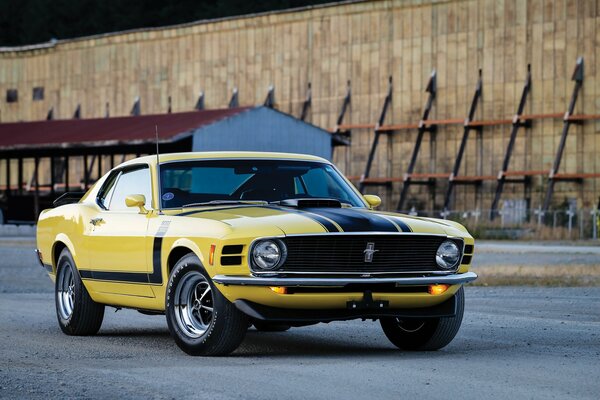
[0,106,336,223]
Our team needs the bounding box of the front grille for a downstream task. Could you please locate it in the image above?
[280,235,462,274]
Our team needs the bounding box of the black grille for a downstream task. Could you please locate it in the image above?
[280,235,462,274]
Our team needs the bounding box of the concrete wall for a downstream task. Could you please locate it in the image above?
[1,0,599,211]
[192,107,332,160]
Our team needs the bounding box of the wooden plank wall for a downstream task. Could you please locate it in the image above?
[0,0,598,211]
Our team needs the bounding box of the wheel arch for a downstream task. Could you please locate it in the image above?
[52,234,79,273]
[166,239,206,278]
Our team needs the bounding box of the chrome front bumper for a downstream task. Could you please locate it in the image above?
[213,271,477,287]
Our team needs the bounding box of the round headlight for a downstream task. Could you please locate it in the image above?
[436,240,461,270]
[252,240,286,270]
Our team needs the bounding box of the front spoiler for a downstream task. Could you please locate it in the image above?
[235,292,459,324]
[213,271,477,287]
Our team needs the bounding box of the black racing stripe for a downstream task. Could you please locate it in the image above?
[149,221,170,284]
[79,270,149,283]
[266,205,339,232]
[80,221,170,285]
[148,237,164,284]
[304,208,398,232]
[385,216,412,232]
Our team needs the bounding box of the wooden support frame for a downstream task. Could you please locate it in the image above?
[65,156,70,192]
[542,57,584,212]
[300,82,312,121]
[490,65,532,219]
[228,88,239,108]
[5,158,10,196]
[359,76,393,192]
[331,80,352,146]
[130,96,141,116]
[195,91,205,110]
[442,69,483,211]
[264,85,275,108]
[396,70,437,211]
[50,156,55,196]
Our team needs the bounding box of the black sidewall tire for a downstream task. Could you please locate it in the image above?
[380,287,465,351]
[55,249,105,336]
[165,254,248,356]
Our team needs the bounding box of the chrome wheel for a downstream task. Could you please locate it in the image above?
[174,271,214,338]
[57,263,75,320]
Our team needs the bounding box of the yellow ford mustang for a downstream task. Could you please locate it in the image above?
[36,151,476,356]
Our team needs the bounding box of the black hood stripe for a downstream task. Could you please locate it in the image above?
[265,205,340,232]
[377,214,412,232]
[302,208,401,232]
[174,205,412,233]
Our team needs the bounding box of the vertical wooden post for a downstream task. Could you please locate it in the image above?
[97,154,102,180]
[83,155,89,189]
[5,158,10,196]
[50,156,56,196]
[64,156,69,192]
[17,158,23,195]
[34,157,40,219]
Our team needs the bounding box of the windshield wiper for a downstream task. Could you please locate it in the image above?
[181,200,268,208]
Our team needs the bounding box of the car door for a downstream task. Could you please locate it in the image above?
[84,165,155,298]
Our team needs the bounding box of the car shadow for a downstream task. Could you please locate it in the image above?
[94,326,465,358]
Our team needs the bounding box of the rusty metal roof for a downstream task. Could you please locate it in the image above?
[0,107,251,150]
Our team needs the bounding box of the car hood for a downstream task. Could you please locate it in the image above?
[175,205,467,237]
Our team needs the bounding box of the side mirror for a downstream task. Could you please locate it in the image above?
[363,194,382,209]
[125,194,148,214]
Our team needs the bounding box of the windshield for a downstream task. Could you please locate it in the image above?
[159,159,365,209]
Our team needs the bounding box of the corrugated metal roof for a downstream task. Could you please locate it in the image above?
[0,107,251,150]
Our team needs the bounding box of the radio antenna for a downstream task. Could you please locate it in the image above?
[155,125,162,215]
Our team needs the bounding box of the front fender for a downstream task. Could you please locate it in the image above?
[168,238,207,271]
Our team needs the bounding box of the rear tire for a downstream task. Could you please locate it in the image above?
[380,287,465,351]
[165,254,248,356]
[55,248,105,335]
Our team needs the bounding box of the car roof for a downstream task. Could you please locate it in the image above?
[120,151,331,167]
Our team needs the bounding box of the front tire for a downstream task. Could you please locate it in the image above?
[55,248,105,335]
[165,254,248,356]
[380,287,465,351]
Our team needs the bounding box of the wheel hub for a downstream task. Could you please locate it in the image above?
[174,271,214,338]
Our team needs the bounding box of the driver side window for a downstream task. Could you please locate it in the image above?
[109,167,152,211]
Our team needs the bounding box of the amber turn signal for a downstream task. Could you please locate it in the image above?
[428,284,450,295]
[269,286,288,294]
[209,244,216,265]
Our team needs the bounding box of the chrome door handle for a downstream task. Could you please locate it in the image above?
[89,218,104,226]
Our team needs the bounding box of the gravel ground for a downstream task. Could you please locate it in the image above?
[1,240,599,399]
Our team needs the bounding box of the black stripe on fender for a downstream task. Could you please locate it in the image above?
[265,205,340,232]
[149,221,170,284]
[79,220,170,285]
[303,208,399,232]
